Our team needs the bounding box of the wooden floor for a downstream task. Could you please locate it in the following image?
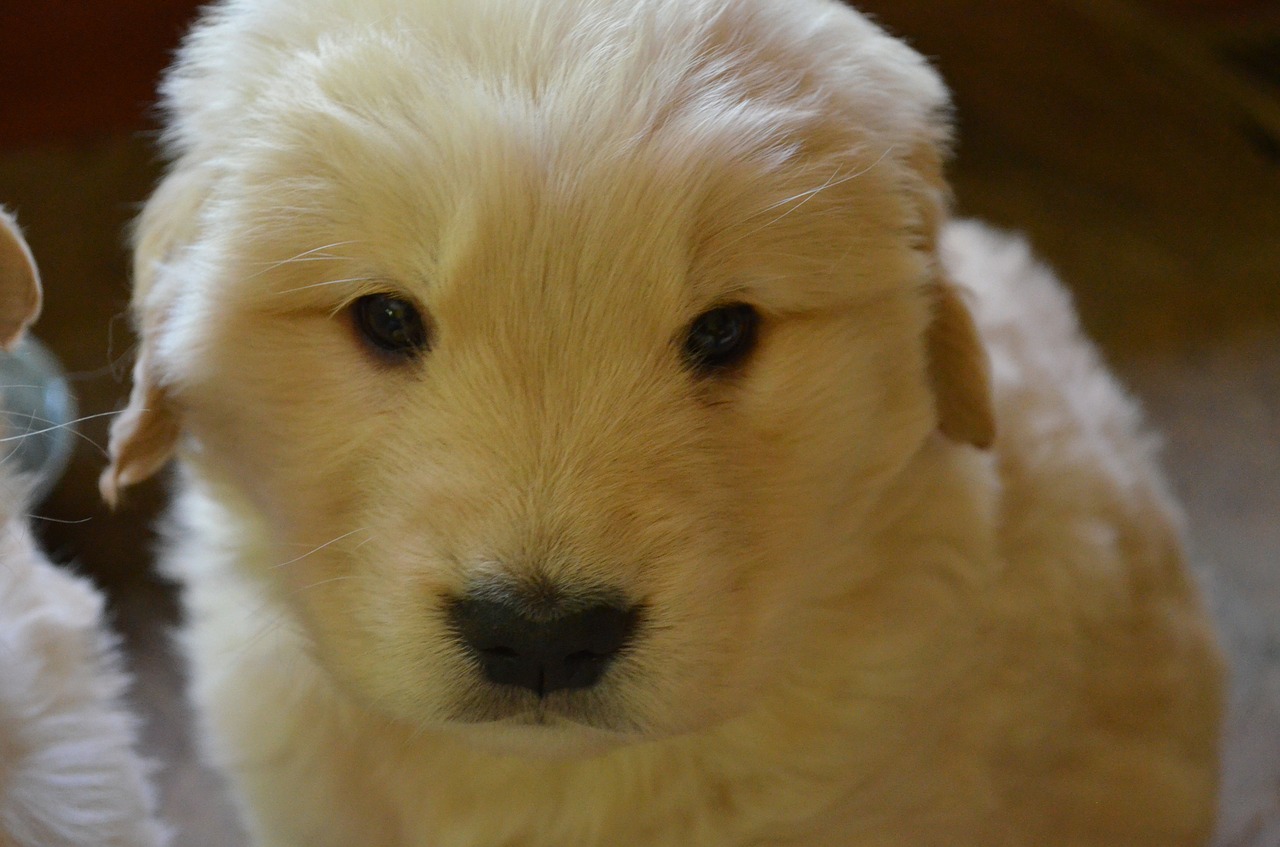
[0,1,1276,844]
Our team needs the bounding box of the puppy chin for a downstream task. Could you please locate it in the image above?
[341,664,659,759]
[442,713,636,760]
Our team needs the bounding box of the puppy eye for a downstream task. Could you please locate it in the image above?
[683,303,759,374]
[352,293,429,358]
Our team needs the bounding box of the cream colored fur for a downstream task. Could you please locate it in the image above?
[0,210,167,847]
[104,0,1222,844]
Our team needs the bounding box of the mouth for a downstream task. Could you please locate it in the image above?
[495,707,584,729]
[439,696,641,757]
[449,685,642,735]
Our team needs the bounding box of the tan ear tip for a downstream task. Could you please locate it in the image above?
[99,465,122,510]
[937,411,996,451]
[0,211,43,346]
[969,421,996,450]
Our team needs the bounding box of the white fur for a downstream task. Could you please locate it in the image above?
[106,1,1223,844]
[0,488,167,847]
[0,211,166,847]
[0,207,166,847]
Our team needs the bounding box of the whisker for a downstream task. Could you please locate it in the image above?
[289,574,369,596]
[761,147,894,221]
[0,443,19,464]
[67,344,139,382]
[247,240,364,279]
[758,169,847,216]
[229,612,291,664]
[0,409,121,440]
[229,571,377,665]
[276,276,379,296]
[715,147,898,258]
[0,410,121,458]
[268,527,372,570]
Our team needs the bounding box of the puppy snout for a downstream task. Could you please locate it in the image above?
[448,590,640,696]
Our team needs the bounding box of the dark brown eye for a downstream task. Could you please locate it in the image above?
[352,294,429,359]
[683,303,759,374]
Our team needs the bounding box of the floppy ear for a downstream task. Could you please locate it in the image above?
[0,209,43,349]
[905,140,995,449]
[925,277,995,448]
[100,347,182,506]
[100,167,210,506]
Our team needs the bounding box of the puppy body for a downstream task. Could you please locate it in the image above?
[0,485,166,847]
[107,0,1222,844]
[0,211,166,847]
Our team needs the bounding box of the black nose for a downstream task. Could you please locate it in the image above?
[447,592,640,696]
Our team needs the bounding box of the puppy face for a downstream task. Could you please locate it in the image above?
[107,0,990,752]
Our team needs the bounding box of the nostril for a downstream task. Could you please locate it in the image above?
[447,591,641,696]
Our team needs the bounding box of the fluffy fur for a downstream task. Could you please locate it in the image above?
[0,210,166,847]
[104,0,1223,844]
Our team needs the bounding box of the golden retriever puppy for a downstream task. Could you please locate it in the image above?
[0,210,167,847]
[102,0,1222,843]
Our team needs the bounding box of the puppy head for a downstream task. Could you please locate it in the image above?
[106,0,991,752]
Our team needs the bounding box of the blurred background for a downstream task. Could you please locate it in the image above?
[0,0,1276,844]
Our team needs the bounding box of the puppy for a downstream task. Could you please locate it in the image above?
[0,210,167,847]
[103,0,1223,844]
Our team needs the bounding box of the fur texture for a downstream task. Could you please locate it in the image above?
[0,209,166,847]
[105,1,1222,844]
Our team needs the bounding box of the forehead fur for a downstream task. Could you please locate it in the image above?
[159,0,951,307]
[165,0,948,160]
